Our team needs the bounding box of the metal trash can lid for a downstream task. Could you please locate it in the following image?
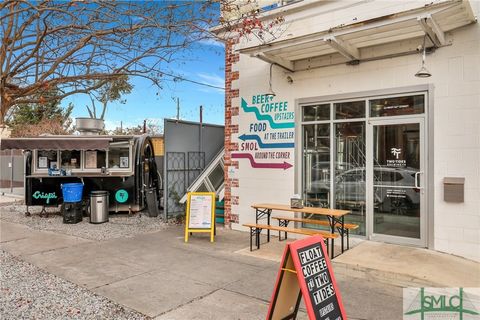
[90,191,109,196]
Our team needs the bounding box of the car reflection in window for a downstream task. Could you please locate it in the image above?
[307,166,420,215]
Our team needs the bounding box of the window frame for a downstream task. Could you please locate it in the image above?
[82,150,108,172]
[33,150,60,172]
[32,141,133,174]
[106,141,133,172]
[59,150,82,172]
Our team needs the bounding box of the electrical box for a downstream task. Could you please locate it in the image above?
[444,177,465,203]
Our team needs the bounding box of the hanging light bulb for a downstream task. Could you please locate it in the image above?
[265,63,276,97]
[415,35,432,78]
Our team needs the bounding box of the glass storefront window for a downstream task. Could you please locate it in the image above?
[334,122,366,235]
[84,150,106,169]
[109,142,130,169]
[37,150,58,169]
[373,123,421,239]
[370,95,424,117]
[334,101,365,119]
[300,92,425,240]
[303,124,330,209]
[60,150,81,169]
[303,104,330,121]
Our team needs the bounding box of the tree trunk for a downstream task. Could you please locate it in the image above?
[0,88,13,126]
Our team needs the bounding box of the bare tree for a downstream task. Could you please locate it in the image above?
[86,75,133,120]
[0,0,216,124]
[216,0,286,44]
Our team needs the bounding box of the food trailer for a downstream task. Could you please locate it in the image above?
[0,135,161,216]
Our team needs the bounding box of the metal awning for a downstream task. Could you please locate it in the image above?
[0,137,113,150]
[239,0,477,72]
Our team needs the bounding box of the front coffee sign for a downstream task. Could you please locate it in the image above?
[267,236,346,320]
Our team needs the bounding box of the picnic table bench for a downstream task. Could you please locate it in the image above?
[272,216,359,250]
[243,223,338,251]
[251,203,353,258]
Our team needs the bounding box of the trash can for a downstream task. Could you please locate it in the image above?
[61,183,84,202]
[62,202,83,224]
[89,191,109,224]
[145,187,159,217]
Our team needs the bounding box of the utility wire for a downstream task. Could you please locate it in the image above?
[161,71,225,90]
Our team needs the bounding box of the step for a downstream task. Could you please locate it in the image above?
[332,241,480,288]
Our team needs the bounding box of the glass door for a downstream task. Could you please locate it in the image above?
[367,118,426,246]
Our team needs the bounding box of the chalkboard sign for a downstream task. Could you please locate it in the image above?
[184,192,215,243]
[267,236,346,320]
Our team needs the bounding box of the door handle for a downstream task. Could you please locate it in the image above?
[415,171,423,189]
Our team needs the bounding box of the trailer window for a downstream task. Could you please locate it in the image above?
[84,150,106,169]
[37,150,58,169]
[61,150,81,169]
[109,142,130,169]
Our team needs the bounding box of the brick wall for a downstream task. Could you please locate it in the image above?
[224,39,239,228]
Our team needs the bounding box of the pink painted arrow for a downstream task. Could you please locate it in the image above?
[232,153,293,170]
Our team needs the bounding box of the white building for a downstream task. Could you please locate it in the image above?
[216,0,480,261]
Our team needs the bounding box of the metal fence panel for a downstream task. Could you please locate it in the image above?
[187,152,205,186]
[0,150,24,196]
[165,151,205,218]
[165,152,186,217]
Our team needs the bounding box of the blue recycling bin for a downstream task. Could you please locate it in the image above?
[61,183,84,202]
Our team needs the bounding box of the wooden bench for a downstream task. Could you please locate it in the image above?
[272,216,359,251]
[243,223,338,252]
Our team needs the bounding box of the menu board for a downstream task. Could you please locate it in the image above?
[120,156,129,168]
[85,151,97,169]
[38,156,48,168]
[188,194,213,229]
[184,192,216,243]
[267,236,346,320]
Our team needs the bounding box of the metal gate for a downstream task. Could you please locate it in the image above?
[188,152,205,186]
[0,150,24,196]
[165,151,205,218]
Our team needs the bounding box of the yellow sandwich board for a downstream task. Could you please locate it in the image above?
[184,192,216,243]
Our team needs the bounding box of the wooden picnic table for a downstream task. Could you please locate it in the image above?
[251,203,351,258]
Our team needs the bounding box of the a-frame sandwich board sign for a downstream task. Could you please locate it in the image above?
[184,192,216,243]
[266,235,347,320]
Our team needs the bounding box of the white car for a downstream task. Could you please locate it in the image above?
[306,166,420,215]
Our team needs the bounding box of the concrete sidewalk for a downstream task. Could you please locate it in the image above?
[333,241,480,288]
[1,219,403,320]
[237,236,480,288]
[0,193,23,205]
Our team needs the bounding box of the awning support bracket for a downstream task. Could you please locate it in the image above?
[418,14,446,47]
[323,35,360,61]
[252,52,295,72]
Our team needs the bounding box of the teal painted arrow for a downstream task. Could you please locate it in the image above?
[239,134,294,149]
[241,98,294,129]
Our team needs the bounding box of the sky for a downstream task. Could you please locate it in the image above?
[63,39,225,132]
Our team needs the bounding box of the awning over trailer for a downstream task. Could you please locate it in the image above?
[239,0,477,72]
[0,137,113,150]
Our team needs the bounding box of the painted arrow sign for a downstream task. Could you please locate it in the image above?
[239,134,294,149]
[232,153,293,170]
[241,98,294,129]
